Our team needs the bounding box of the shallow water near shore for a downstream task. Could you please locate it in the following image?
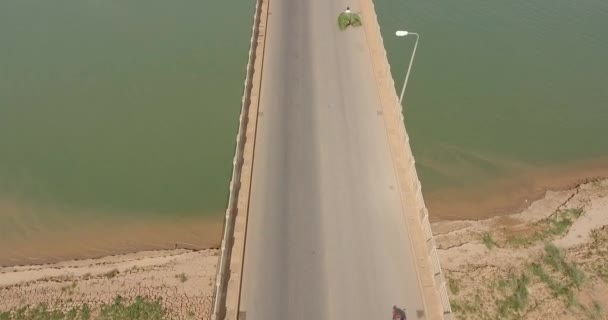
[376,0,608,218]
[426,156,608,221]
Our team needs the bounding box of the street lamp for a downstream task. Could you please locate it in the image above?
[395,30,419,105]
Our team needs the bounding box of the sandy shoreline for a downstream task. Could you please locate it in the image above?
[434,178,608,319]
[0,248,218,318]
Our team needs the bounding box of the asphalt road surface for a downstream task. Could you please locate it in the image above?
[239,0,427,319]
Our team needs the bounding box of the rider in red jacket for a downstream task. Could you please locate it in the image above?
[393,306,407,320]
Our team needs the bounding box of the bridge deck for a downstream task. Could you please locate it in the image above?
[236,0,447,319]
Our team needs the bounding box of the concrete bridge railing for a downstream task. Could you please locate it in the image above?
[211,0,267,318]
[361,0,453,317]
[212,0,451,318]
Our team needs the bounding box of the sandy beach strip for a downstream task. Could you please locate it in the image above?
[433,178,608,319]
[0,248,219,319]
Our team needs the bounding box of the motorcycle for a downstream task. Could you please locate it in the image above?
[392,306,407,320]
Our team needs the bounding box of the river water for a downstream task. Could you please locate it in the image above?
[376,0,608,219]
[1,0,607,265]
[0,0,253,265]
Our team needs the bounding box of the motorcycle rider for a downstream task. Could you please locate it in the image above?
[392,306,407,320]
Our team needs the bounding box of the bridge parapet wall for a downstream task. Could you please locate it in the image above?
[211,0,268,318]
[212,0,451,317]
[360,0,453,318]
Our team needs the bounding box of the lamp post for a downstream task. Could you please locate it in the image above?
[395,30,419,105]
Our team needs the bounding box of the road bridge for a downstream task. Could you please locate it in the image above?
[212,0,452,319]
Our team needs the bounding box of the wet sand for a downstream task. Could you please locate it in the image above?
[426,156,608,221]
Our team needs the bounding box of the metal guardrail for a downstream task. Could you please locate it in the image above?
[211,0,263,319]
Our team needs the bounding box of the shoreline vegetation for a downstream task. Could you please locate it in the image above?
[0,249,218,320]
[434,178,608,319]
[1,296,169,320]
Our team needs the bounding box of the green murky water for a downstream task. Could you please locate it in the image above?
[1,0,607,261]
[376,0,608,216]
[0,0,253,262]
